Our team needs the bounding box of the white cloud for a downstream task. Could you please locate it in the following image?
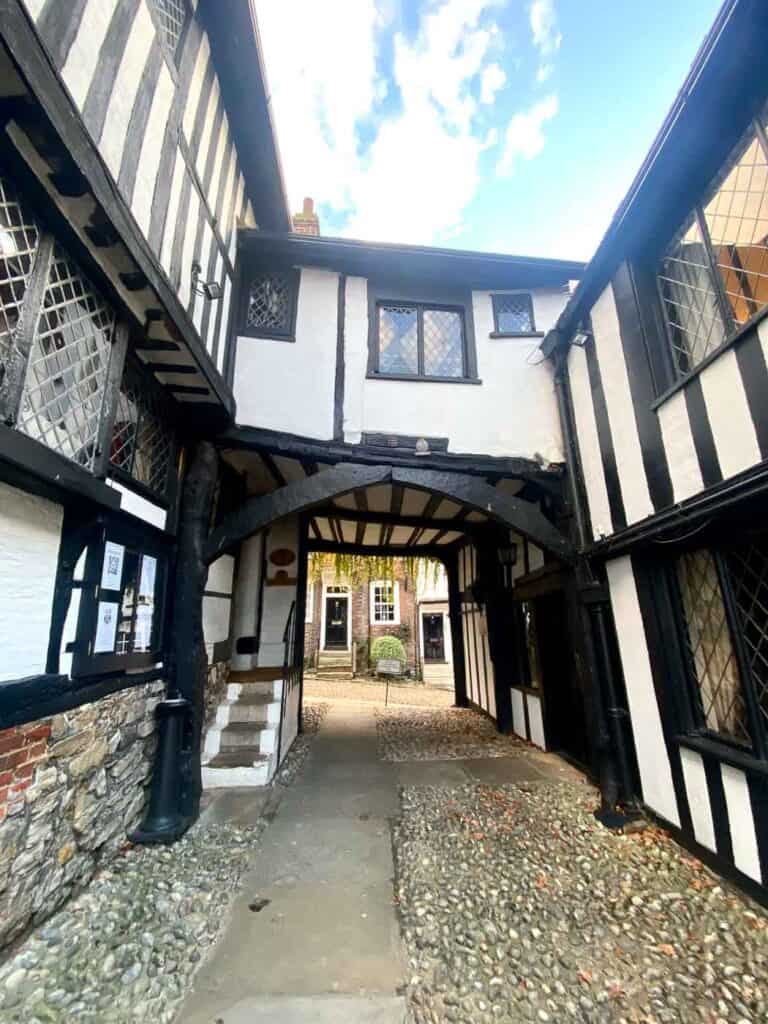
[497,94,558,176]
[536,62,554,84]
[530,0,562,57]
[480,63,506,104]
[255,0,503,245]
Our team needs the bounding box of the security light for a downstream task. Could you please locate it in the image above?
[191,261,222,302]
[571,327,592,347]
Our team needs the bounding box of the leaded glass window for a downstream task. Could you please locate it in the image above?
[0,173,40,378]
[150,0,189,60]
[492,293,536,335]
[656,118,768,380]
[110,361,175,497]
[244,268,299,339]
[376,302,466,380]
[17,247,116,472]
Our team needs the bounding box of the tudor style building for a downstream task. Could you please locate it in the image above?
[1,0,767,953]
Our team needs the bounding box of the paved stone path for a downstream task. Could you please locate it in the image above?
[304,676,454,708]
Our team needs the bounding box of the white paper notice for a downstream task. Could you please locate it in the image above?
[94,601,119,653]
[134,605,153,651]
[100,542,124,591]
[139,555,157,599]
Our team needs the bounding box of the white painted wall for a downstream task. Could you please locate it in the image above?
[233,268,338,439]
[527,693,546,749]
[721,764,762,883]
[0,483,63,682]
[679,748,716,853]
[202,554,235,661]
[567,342,612,539]
[230,533,263,671]
[259,517,299,667]
[106,478,167,530]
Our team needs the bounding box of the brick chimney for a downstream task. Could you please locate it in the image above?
[292,196,320,236]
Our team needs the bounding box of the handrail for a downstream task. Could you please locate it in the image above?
[275,600,297,768]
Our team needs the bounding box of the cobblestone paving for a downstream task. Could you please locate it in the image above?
[395,781,768,1024]
[0,703,328,1023]
[377,706,527,761]
[304,675,454,708]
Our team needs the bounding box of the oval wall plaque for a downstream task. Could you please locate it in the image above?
[269,547,296,567]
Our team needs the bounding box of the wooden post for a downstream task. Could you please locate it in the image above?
[444,550,468,708]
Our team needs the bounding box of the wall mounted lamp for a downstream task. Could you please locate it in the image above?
[191,261,223,301]
[571,326,593,347]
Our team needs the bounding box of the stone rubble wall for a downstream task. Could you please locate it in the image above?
[0,680,165,951]
[203,660,230,733]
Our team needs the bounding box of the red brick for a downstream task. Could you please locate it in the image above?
[23,724,51,743]
[14,762,36,781]
[0,808,6,824]
[22,742,47,763]
[0,750,28,772]
[0,770,12,788]
[0,786,9,804]
[0,731,21,756]
[9,778,31,796]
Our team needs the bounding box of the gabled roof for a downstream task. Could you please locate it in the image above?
[239,231,586,290]
[542,0,768,356]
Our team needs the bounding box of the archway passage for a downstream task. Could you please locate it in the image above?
[198,437,587,791]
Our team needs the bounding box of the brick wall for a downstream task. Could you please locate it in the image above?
[0,681,163,949]
[351,573,418,674]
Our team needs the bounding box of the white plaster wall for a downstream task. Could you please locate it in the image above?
[527,693,546,749]
[208,554,235,595]
[202,596,231,653]
[106,478,167,530]
[279,683,300,763]
[721,764,762,883]
[511,688,526,740]
[233,268,338,439]
[657,390,703,505]
[131,62,174,234]
[567,343,612,539]
[606,556,680,827]
[679,748,716,853]
[259,517,299,668]
[699,347,761,481]
[0,483,63,682]
[346,288,565,459]
[230,533,263,671]
[60,0,118,108]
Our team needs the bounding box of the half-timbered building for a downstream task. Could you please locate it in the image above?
[1,0,767,953]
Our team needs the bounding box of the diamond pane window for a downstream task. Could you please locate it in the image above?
[379,305,418,375]
[676,549,751,745]
[704,129,768,327]
[423,309,463,377]
[658,212,727,377]
[150,0,188,60]
[372,581,397,623]
[110,361,174,496]
[0,173,40,374]
[245,270,297,337]
[726,539,768,739]
[17,247,115,471]
[492,293,535,334]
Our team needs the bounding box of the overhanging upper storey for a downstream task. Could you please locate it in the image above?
[230,232,585,461]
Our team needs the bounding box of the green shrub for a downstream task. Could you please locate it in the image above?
[371,635,407,667]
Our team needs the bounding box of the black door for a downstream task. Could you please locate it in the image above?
[423,613,445,660]
[325,596,348,648]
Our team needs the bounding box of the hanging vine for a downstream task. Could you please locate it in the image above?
[308,551,443,587]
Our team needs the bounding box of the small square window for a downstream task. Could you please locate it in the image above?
[241,268,299,340]
[149,0,189,62]
[492,293,536,335]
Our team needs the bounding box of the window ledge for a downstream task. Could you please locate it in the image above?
[367,373,482,385]
[489,331,544,340]
[651,302,768,411]
[676,733,768,777]
[238,329,296,343]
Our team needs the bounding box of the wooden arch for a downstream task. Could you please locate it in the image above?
[204,462,573,566]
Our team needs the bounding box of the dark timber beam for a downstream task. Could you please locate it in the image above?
[390,467,574,563]
[313,505,480,532]
[308,540,453,559]
[204,464,392,564]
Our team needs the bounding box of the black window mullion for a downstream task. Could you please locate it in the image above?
[416,304,425,377]
[694,205,735,336]
[717,552,768,759]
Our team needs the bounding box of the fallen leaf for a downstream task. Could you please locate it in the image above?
[658,943,676,957]
[578,970,593,985]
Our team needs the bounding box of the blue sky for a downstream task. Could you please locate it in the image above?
[256,0,723,261]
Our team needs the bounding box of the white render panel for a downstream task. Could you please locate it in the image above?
[342,275,368,444]
[699,347,761,481]
[61,0,118,109]
[234,269,338,439]
[203,596,232,649]
[216,273,233,373]
[259,519,299,666]
[178,186,201,309]
[679,748,716,852]
[207,114,229,213]
[591,285,654,524]
[657,390,703,504]
[182,36,210,140]
[208,555,235,595]
[132,62,175,235]
[195,81,220,183]
[511,688,526,740]
[721,764,762,883]
[567,343,613,539]
[0,482,63,682]
[107,479,167,529]
[230,533,263,671]
[98,3,155,178]
[160,149,185,274]
[357,290,564,458]
[606,556,680,826]
[23,0,47,19]
[527,694,546,749]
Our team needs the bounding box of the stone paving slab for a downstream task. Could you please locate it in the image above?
[395,759,472,787]
[181,993,409,1023]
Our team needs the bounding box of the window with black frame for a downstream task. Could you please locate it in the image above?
[656,115,768,380]
[240,267,299,340]
[376,301,466,379]
[149,0,189,62]
[109,359,175,500]
[491,293,537,336]
[673,540,768,758]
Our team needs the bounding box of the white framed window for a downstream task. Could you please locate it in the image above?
[370,580,400,624]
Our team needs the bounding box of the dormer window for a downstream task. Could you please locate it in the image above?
[491,292,538,337]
